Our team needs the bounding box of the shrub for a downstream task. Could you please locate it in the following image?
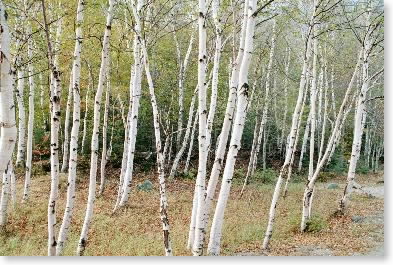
[305,215,327,233]
[180,168,197,179]
[253,168,277,184]
[318,172,337,183]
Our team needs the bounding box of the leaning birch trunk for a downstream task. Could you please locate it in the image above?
[15,69,26,167]
[116,0,144,210]
[114,81,133,209]
[300,50,363,232]
[61,72,72,173]
[77,0,112,255]
[207,0,257,255]
[131,1,173,254]
[240,114,260,197]
[298,111,312,172]
[317,60,329,164]
[184,113,198,175]
[338,26,373,214]
[99,65,111,196]
[81,63,93,154]
[247,20,276,180]
[56,0,85,255]
[279,48,291,154]
[262,0,319,249]
[283,85,309,198]
[307,31,318,182]
[188,0,249,250]
[169,89,197,178]
[0,0,18,231]
[22,19,36,202]
[175,32,195,149]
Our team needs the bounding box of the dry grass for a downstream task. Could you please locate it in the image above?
[0,168,384,256]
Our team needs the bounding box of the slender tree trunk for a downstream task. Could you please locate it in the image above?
[56,0,85,255]
[170,89,197,178]
[191,0,209,256]
[15,69,26,167]
[298,111,311,172]
[207,0,257,255]
[338,22,374,214]
[246,20,276,181]
[300,50,363,231]
[279,48,291,154]
[131,1,173,254]
[262,0,319,249]
[99,65,111,196]
[117,0,144,210]
[61,72,72,173]
[189,0,249,250]
[184,114,198,175]
[22,18,36,202]
[77,0,112,256]
[81,63,93,154]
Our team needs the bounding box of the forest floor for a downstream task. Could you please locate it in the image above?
[0,165,384,256]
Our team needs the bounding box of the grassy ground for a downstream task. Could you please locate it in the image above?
[0,166,384,256]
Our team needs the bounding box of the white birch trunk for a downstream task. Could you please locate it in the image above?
[22,20,36,202]
[338,22,373,213]
[77,0,112,255]
[0,0,18,231]
[41,0,63,256]
[298,111,312,172]
[262,0,319,249]
[308,31,318,181]
[170,89,197,178]
[117,0,144,209]
[61,72,72,173]
[15,69,26,166]
[207,0,257,255]
[131,1,173,254]
[246,20,276,180]
[81,63,93,154]
[189,0,249,250]
[184,113,198,175]
[300,50,363,231]
[56,0,85,255]
[99,65,111,196]
[192,0,209,256]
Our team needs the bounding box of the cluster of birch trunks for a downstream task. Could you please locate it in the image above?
[0,0,384,256]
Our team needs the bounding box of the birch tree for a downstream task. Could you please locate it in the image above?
[262,0,320,250]
[15,68,26,167]
[55,0,85,255]
[116,0,144,210]
[207,0,258,255]
[338,9,382,213]
[77,0,114,255]
[22,0,39,202]
[0,1,17,229]
[130,0,173,255]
